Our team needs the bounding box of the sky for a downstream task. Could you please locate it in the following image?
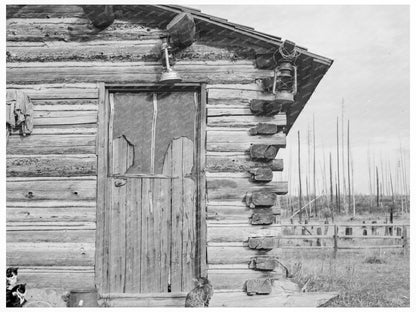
[191,5,410,195]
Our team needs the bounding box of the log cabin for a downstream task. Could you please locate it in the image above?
[6,5,333,307]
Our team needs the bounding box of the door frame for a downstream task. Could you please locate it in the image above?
[95,83,207,294]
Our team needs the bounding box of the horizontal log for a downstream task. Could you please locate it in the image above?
[206,153,283,172]
[7,5,85,19]
[208,245,283,264]
[7,200,96,208]
[33,110,97,126]
[105,295,186,307]
[210,290,340,307]
[33,104,98,111]
[207,86,275,104]
[32,99,98,106]
[7,18,165,42]
[6,61,271,84]
[7,134,96,154]
[7,229,95,243]
[7,154,97,177]
[249,123,280,135]
[6,85,99,99]
[207,224,281,242]
[206,171,282,179]
[13,266,94,289]
[11,126,97,135]
[208,269,281,290]
[7,177,97,201]
[207,178,288,201]
[7,242,95,266]
[6,37,253,61]
[207,128,285,144]
[207,204,280,222]
[207,115,286,128]
[7,206,96,222]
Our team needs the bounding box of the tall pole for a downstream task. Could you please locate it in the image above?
[329,152,333,206]
[336,117,341,213]
[298,131,302,223]
[351,146,356,217]
[313,114,317,217]
[376,166,380,207]
[347,119,351,214]
[341,98,346,212]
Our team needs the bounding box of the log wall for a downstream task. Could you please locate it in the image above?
[5,4,329,301]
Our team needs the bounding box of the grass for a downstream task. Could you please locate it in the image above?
[279,248,410,307]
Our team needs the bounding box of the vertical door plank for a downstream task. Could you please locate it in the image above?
[182,138,195,291]
[152,178,162,292]
[109,179,121,292]
[133,178,142,293]
[162,144,173,293]
[140,178,150,293]
[170,138,183,292]
[125,178,141,293]
[147,178,156,292]
[119,180,127,292]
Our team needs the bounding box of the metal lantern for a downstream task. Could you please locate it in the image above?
[271,45,299,105]
[160,41,182,84]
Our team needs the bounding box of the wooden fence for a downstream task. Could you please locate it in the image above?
[275,222,409,255]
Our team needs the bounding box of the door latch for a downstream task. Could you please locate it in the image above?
[114,178,127,187]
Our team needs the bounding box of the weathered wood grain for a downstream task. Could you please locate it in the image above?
[33,103,98,111]
[7,18,165,42]
[207,129,286,152]
[10,126,97,135]
[207,178,287,201]
[206,153,283,172]
[6,206,96,223]
[245,279,272,294]
[7,177,97,201]
[245,191,278,208]
[250,211,275,225]
[6,61,271,84]
[7,5,85,19]
[207,84,275,105]
[33,110,97,125]
[7,229,95,243]
[6,39,252,62]
[250,144,279,161]
[207,128,286,144]
[7,134,96,154]
[207,244,283,264]
[6,84,99,99]
[207,203,280,221]
[249,167,273,182]
[209,269,281,290]
[7,242,95,266]
[16,266,95,289]
[207,224,281,242]
[7,154,97,177]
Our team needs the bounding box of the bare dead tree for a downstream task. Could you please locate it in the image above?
[336,117,341,213]
[298,130,302,223]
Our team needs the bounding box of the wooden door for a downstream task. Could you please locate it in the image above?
[99,87,203,295]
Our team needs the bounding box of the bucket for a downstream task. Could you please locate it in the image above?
[68,289,98,307]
